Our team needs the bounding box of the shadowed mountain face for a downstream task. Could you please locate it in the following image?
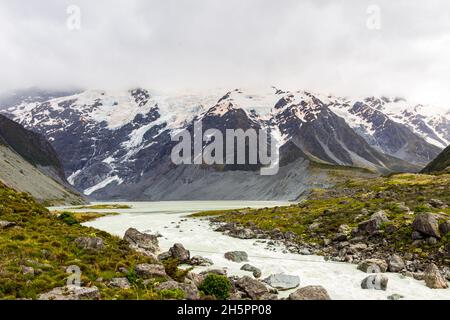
[421,145,450,173]
[0,114,85,204]
[0,87,447,200]
[0,114,66,180]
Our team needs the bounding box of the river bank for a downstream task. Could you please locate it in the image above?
[81,200,450,300]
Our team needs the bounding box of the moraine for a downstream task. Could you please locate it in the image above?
[52,201,450,300]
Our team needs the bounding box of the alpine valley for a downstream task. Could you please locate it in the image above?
[1,87,448,201]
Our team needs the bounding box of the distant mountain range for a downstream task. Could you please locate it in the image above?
[0,114,85,204]
[1,87,448,200]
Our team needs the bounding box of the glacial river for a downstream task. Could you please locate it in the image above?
[53,201,450,300]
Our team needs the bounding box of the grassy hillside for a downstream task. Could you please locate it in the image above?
[422,145,450,173]
[0,182,181,300]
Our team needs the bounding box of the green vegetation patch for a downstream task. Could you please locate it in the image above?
[0,182,167,300]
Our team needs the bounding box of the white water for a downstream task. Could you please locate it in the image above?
[56,201,450,300]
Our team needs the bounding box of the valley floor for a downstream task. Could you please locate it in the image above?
[1,172,449,300]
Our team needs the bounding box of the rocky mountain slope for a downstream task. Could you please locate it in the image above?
[0,114,85,205]
[1,87,447,200]
[421,145,450,173]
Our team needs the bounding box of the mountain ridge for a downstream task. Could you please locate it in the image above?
[0,87,447,200]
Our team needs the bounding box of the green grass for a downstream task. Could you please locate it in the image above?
[51,210,120,223]
[0,183,179,300]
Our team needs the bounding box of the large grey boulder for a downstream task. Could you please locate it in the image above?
[263,274,300,291]
[412,213,441,239]
[357,259,388,273]
[124,228,160,255]
[38,285,100,300]
[424,263,448,289]
[134,264,167,279]
[240,264,262,278]
[235,276,269,300]
[74,237,104,251]
[288,286,331,300]
[361,274,389,290]
[169,243,190,262]
[224,251,248,263]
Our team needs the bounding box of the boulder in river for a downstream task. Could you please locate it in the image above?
[288,285,331,300]
[124,228,160,255]
[38,285,100,300]
[240,264,262,278]
[224,251,248,263]
[235,276,269,300]
[423,263,448,289]
[263,274,300,291]
[189,255,213,266]
[412,213,441,239]
[361,274,388,290]
[200,268,227,276]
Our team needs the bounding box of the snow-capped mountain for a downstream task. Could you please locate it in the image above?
[1,87,448,200]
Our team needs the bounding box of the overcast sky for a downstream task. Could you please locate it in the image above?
[1,0,450,106]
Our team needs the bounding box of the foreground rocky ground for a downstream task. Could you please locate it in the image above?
[192,173,450,291]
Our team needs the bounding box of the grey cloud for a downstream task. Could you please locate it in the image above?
[0,0,450,106]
